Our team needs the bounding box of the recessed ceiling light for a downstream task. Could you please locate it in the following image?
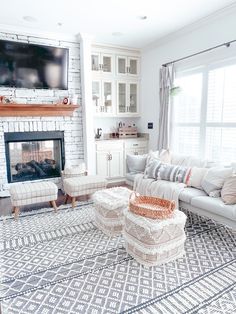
[138,15,147,20]
[112,32,123,37]
[23,16,37,23]
[57,22,63,27]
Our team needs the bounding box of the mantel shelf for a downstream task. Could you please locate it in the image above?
[0,103,79,117]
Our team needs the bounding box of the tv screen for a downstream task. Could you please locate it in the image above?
[0,40,68,90]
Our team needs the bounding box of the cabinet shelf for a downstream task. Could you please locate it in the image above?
[0,103,79,117]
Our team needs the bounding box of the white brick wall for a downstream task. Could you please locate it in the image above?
[0,31,84,189]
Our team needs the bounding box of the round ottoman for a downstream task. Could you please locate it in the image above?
[92,187,132,236]
[123,208,187,267]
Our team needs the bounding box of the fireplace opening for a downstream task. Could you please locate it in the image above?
[4,131,65,183]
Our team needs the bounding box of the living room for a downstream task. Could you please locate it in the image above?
[0,1,235,313]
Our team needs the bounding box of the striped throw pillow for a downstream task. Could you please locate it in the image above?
[144,159,162,179]
[158,163,191,184]
[144,160,191,184]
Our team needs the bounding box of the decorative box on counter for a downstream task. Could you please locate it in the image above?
[119,127,138,138]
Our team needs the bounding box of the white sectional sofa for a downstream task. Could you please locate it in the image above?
[126,152,236,229]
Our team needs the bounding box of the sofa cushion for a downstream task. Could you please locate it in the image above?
[188,167,208,190]
[144,159,162,179]
[144,159,191,184]
[126,172,138,183]
[179,187,207,204]
[221,176,236,205]
[127,154,147,173]
[159,149,171,163]
[170,153,207,168]
[201,167,233,195]
[158,163,191,183]
[191,196,236,221]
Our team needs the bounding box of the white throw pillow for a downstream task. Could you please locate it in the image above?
[159,149,171,163]
[201,167,233,195]
[126,154,147,173]
[221,176,236,204]
[146,150,160,164]
[148,150,159,159]
[188,167,208,190]
[171,153,207,167]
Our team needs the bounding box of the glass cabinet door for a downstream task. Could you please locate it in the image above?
[103,81,113,113]
[129,83,138,113]
[118,83,126,113]
[117,57,127,75]
[91,54,100,71]
[92,81,101,113]
[102,55,112,73]
[129,58,138,75]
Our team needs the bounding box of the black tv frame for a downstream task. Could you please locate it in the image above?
[0,39,69,90]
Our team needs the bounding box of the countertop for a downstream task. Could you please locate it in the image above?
[95,133,149,141]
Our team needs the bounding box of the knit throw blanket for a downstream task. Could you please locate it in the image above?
[134,173,186,208]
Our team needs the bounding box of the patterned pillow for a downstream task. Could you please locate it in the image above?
[144,159,162,179]
[144,160,191,184]
[158,163,191,184]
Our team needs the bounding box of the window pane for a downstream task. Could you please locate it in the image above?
[207,64,236,123]
[206,127,236,164]
[173,73,202,123]
[172,127,200,156]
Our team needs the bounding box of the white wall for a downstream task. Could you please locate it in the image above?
[139,6,236,149]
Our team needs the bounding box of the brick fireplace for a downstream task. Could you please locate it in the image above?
[0,31,84,189]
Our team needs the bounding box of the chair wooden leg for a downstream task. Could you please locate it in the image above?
[50,200,58,212]
[72,197,76,208]
[13,206,20,220]
[65,194,69,204]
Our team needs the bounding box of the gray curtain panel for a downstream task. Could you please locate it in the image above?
[157,64,175,151]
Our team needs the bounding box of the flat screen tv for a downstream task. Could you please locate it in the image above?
[0,40,68,89]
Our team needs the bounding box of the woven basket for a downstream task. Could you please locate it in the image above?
[129,192,175,219]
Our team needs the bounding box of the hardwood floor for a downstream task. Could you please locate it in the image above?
[0,183,130,217]
[0,190,90,217]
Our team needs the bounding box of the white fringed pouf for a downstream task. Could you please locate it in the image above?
[92,187,132,236]
[123,208,187,267]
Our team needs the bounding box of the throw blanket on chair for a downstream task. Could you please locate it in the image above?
[134,174,186,209]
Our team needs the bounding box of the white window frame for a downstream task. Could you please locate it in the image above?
[171,57,236,164]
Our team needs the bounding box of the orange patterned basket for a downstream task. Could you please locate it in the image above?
[129,192,175,219]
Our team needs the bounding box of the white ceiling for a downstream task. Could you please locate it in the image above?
[1,0,236,48]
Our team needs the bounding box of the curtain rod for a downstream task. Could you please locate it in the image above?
[162,39,236,67]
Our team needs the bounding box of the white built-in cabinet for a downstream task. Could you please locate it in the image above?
[92,80,115,115]
[116,56,139,76]
[91,45,140,117]
[96,138,148,181]
[124,139,148,156]
[91,53,113,74]
[117,81,139,114]
[96,141,124,179]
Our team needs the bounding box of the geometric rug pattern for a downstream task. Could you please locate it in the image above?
[0,202,235,314]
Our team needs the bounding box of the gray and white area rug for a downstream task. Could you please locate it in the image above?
[0,202,235,314]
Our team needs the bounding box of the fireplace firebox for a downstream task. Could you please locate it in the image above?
[4,131,65,183]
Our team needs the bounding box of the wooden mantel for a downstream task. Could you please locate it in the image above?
[0,103,79,117]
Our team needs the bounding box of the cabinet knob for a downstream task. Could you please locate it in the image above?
[107,153,112,160]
